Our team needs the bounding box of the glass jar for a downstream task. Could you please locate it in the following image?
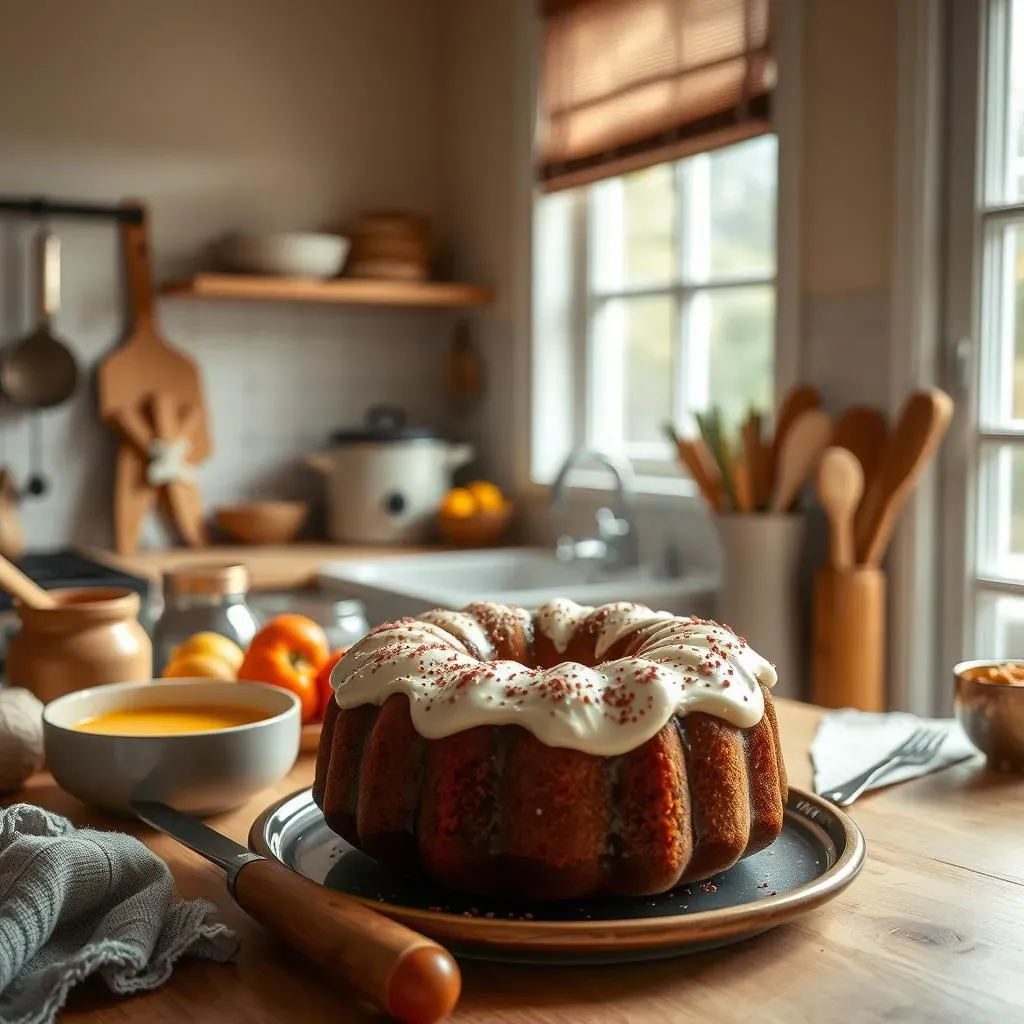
[249,590,369,651]
[152,564,260,673]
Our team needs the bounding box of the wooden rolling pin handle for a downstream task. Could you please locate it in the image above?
[232,858,461,1024]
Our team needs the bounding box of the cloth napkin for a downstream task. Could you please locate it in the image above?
[811,709,978,798]
[0,804,238,1024]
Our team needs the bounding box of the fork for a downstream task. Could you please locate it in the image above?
[822,726,948,806]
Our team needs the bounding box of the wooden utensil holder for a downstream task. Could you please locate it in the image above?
[811,566,886,711]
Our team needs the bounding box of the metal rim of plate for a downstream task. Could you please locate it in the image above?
[249,786,866,962]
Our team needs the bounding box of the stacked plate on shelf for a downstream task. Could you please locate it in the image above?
[345,211,433,281]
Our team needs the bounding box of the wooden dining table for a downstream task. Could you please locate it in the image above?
[16,698,1024,1023]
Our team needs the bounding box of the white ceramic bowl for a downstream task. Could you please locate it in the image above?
[218,232,350,278]
[43,680,301,816]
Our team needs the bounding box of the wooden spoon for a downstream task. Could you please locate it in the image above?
[816,447,864,569]
[741,412,764,509]
[767,385,822,495]
[832,405,888,483]
[770,408,833,513]
[0,553,56,609]
[855,388,954,567]
[668,432,726,511]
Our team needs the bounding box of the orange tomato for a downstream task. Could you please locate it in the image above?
[316,649,347,720]
[238,614,330,724]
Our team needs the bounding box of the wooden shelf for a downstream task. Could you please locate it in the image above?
[160,273,493,309]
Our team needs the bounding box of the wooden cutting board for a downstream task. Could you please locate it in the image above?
[98,202,212,461]
[99,203,212,553]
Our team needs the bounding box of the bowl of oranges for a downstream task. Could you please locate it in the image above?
[436,480,513,547]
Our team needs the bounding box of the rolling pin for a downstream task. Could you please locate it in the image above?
[812,567,886,712]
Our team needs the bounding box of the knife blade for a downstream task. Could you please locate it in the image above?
[130,800,263,889]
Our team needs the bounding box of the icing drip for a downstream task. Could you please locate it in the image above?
[531,598,580,653]
[331,599,776,757]
[417,609,494,660]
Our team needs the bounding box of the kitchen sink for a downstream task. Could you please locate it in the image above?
[317,548,718,625]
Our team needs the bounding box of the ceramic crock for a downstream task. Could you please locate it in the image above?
[7,587,152,704]
[715,513,806,700]
[306,405,474,544]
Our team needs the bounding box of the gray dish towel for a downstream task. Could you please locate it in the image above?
[0,803,238,1024]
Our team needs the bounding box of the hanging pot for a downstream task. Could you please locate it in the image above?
[306,405,474,545]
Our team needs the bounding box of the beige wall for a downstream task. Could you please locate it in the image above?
[800,0,899,296]
[0,0,448,548]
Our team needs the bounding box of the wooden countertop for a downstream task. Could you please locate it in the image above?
[81,543,436,591]
[18,699,1024,1022]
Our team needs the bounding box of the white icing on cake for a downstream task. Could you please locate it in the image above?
[417,609,494,660]
[331,599,777,757]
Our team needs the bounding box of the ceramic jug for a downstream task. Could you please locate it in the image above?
[7,587,152,703]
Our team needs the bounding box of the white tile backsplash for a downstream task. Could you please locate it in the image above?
[0,273,450,550]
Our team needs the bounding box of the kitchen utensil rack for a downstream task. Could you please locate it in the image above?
[0,196,143,223]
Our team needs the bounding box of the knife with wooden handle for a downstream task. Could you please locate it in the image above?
[131,800,461,1024]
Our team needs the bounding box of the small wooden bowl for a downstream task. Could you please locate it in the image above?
[214,502,309,545]
[436,503,513,548]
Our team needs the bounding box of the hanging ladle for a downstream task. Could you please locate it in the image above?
[0,228,79,409]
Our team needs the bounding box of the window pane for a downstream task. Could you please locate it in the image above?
[593,295,674,447]
[975,591,1024,656]
[683,134,777,283]
[687,285,774,430]
[980,221,1024,427]
[977,442,1024,581]
[996,0,1024,202]
[591,164,676,291]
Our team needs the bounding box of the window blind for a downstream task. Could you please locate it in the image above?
[537,0,775,192]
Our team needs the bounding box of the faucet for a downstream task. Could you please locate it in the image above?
[548,446,640,570]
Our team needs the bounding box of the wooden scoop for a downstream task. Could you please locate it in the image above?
[816,447,864,570]
[770,408,832,512]
[0,553,56,609]
[855,388,954,567]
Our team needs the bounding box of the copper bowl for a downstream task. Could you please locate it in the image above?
[953,659,1024,772]
[436,503,514,548]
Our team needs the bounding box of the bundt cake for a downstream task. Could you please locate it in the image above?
[313,599,787,901]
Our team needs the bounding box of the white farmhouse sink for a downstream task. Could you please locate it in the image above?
[317,548,718,625]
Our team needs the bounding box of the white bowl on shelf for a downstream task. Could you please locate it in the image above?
[218,232,350,279]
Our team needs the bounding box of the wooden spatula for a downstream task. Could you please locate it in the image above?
[832,405,888,482]
[767,384,822,497]
[855,388,954,567]
[815,446,864,570]
[770,408,832,513]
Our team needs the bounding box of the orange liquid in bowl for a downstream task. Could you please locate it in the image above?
[75,705,272,735]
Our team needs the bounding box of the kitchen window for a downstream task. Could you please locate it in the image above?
[531,133,778,486]
[945,0,1024,662]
